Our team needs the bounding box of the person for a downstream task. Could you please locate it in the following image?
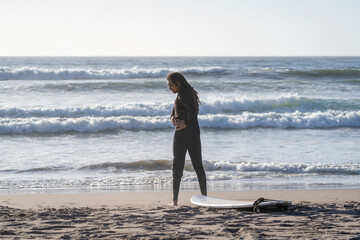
[167,72,207,205]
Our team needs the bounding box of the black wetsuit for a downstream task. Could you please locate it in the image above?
[171,90,207,201]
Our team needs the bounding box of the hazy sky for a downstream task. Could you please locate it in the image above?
[1,0,359,56]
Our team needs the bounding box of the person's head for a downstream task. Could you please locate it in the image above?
[167,72,187,93]
[167,72,200,112]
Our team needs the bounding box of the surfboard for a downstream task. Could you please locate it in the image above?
[191,195,292,212]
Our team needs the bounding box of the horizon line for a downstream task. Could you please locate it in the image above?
[1,55,360,58]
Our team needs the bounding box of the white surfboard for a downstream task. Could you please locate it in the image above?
[191,195,292,211]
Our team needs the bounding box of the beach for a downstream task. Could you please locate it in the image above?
[1,189,359,239]
[1,0,360,236]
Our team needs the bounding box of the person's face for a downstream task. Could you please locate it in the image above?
[167,80,180,93]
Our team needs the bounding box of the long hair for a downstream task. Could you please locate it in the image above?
[167,72,200,113]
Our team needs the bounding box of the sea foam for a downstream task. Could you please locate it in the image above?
[6,160,359,176]
[1,96,359,118]
[0,66,226,80]
[1,110,359,134]
[2,66,359,81]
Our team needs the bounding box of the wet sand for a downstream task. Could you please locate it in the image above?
[1,190,359,239]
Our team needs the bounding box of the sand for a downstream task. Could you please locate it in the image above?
[0,189,359,239]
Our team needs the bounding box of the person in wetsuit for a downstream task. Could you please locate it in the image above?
[167,72,207,205]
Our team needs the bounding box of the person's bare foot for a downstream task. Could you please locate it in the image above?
[169,200,178,206]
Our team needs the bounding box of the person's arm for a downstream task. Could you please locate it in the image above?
[177,91,197,126]
[170,108,176,126]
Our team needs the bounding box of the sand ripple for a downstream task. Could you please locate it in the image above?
[1,202,360,239]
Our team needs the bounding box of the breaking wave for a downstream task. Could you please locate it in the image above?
[6,160,360,176]
[0,66,226,80]
[0,110,359,134]
[1,96,359,118]
[2,65,359,81]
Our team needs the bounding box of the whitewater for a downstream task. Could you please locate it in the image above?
[0,57,359,194]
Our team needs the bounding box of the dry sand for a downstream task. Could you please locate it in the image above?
[0,190,359,239]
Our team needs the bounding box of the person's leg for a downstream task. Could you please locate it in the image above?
[188,135,207,196]
[172,130,188,204]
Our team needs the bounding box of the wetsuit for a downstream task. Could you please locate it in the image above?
[171,90,207,201]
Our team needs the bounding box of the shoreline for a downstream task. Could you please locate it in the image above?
[1,189,360,239]
[1,189,359,209]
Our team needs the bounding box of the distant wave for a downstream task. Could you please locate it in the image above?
[1,97,359,119]
[7,160,360,175]
[248,68,360,79]
[0,104,173,118]
[0,66,226,80]
[280,69,360,79]
[3,66,359,81]
[201,97,360,113]
[1,110,359,134]
[200,111,360,129]
[0,116,170,134]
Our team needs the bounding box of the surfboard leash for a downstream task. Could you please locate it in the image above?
[253,197,264,212]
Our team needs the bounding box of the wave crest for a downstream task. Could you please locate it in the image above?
[0,66,226,80]
[0,110,359,134]
[12,160,359,175]
[1,97,359,119]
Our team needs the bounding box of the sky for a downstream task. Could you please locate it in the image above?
[1,0,359,56]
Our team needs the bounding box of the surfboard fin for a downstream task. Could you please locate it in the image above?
[253,197,265,212]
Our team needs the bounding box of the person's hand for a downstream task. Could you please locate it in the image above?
[171,116,176,126]
[175,119,187,131]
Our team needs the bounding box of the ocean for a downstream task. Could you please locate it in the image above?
[0,56,359,194]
